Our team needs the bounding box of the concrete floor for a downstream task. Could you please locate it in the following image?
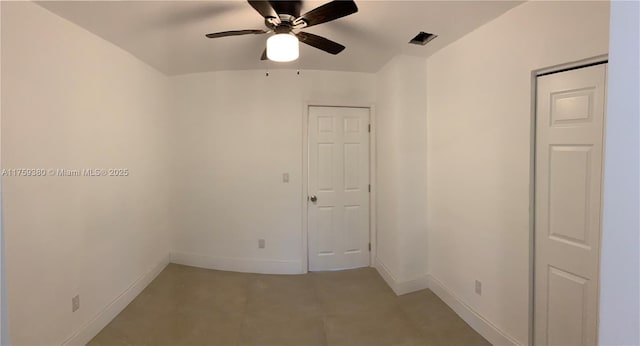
[89,264,490,346]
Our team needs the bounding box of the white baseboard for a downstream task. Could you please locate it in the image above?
[62,253,170,346]
[426,274,522,346]
[375,259,429,296]
[170,251,303,275]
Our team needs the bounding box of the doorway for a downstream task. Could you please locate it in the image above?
[534,63,607,345]
[306,106,371,272]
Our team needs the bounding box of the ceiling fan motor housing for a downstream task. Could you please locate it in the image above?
[267,14,304,32]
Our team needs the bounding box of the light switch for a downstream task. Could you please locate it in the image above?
[283,173,289,183]
[72,295,80,312]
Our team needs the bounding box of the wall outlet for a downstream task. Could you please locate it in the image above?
[282,173,289,183]
[72,294,80,312]
[258,239,265,249]
[475,280,482,295]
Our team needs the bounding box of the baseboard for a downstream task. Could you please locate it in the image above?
[62,253,170,346]
[375,258,429,296]
[170,251,303,275]
[426,274,522,346]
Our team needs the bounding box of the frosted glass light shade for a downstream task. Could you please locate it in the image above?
[266,34,299,62]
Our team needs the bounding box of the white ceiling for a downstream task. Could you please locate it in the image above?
[37,0,523,75]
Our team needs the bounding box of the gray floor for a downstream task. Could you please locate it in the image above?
[89,264,490,346]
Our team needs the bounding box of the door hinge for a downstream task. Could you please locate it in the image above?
[368,184,371,192]
[368,124,371,133]
[368,243,371,251]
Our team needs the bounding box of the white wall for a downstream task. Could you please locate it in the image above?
[1,2,171,345]
[374,55,428,292]
[169,69,375,274]
[0,2,6,343]
[425,1,609,344]
[599,1,640,345]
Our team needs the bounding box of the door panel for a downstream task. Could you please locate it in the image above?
[308,106,370,271]
[535,64,607,346]
[547,266,589,345]
[548,145,593,247]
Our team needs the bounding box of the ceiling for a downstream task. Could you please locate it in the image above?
[37,0,523,76]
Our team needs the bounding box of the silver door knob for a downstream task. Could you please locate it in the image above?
[310,195,317,202]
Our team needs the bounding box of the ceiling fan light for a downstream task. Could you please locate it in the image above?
[266,34,299,62]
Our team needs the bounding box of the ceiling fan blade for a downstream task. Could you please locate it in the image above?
[205,30,268,39]
[296,0,358,28]
[269,1,302,18]
[260,48,268,60]
[248,0,278,19]
[296,32,345,55]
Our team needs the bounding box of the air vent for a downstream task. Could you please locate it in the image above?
[409,32,437,46]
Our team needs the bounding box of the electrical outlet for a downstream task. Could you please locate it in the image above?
[475,280,482,295]
[282,173,289,183]
[72,295,80,312]
[258,239,265,249]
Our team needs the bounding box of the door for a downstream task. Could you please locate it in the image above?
[534,64,607,345]
[308,106,370,271]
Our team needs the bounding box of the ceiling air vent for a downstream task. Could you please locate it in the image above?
[409,32,437,46]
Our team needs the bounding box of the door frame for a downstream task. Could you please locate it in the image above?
[529,54,608,346]
[301,102,377,273]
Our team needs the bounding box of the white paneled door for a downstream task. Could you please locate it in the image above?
[535,64,607,346]
[308,106,370,271]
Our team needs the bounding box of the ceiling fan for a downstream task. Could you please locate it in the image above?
[205,0,358,62]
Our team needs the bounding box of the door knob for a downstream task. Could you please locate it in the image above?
[310,195,317,202]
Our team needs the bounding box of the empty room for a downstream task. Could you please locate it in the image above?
[0,0,638,345]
